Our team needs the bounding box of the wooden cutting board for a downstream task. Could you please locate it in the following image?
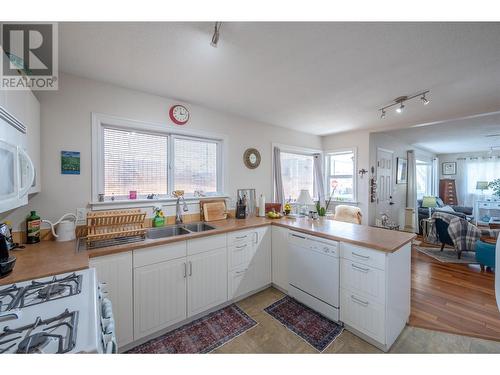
[203,201,227,222]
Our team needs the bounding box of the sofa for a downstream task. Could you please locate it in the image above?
[417,197,473,234]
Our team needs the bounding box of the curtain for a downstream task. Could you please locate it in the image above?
[273,146,284,205]
[463,157,500,207]
[432,157,439,196]
[406,150,417,232]
[313,153,325,207]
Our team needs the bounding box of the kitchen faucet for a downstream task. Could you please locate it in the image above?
[175,195,189,224]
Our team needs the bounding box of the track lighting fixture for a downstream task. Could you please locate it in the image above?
[210,22,222,48]
[395,101,405,114]
[378,90,430,119]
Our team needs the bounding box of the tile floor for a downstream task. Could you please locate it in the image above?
[213,287,500,354]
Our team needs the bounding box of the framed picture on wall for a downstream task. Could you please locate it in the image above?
[442,162,456,175]
[396,157,407,184]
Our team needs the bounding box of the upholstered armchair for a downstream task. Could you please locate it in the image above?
[417,197,472,234]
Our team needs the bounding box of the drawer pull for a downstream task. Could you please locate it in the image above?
[351,295,369,306]
[235,235,248,239]
[351,263,370,273]
[291,234,306,239]
[352,252,370,260]
[235,268,248,275]
[235,244,247,249]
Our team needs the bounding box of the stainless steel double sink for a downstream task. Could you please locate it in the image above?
[146,222,216,239]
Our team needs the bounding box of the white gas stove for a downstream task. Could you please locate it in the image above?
[0,269,116,354]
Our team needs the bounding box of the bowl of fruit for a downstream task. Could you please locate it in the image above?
[266,210,283,219]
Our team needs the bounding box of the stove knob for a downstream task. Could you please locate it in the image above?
[102,298,113,318]
[101,316,115,334]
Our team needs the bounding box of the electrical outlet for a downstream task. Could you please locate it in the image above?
[76,208,87,222]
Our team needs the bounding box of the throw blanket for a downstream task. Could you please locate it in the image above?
[426,212,493,252]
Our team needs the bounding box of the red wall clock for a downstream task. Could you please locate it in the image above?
[169,104,190,125]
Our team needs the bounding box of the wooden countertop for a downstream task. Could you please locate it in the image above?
[1,216,415,286]
[0,240,89,286]
[273,217,416,252]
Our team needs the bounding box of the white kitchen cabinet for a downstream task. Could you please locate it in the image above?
[89,251,134,347]
[271,226,289,291]
[134,257,187,340]
[4,90,29,126]
[187,247,228,317]
[340,242,411,351]
[228,226,271,299]
[248,226,271,291]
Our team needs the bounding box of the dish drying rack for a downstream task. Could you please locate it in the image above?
[86,209,147,247]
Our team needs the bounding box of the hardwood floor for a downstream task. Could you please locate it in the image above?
[409,245,500,341]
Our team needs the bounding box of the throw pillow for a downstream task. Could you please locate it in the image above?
[439,205,456,213]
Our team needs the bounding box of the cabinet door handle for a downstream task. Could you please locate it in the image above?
[351,295,369,306]
[254,231,259,245]
[235,244,247,249]
[183,262,187,278]
[189,261,192,276]
[352,252,369,260]
[351,263,370,273]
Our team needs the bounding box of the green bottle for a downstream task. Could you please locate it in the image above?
[26,211,41,244]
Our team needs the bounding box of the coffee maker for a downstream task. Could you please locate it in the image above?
[0,224,16,278]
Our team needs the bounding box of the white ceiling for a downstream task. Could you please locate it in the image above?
[376,111,500,154]
[59,22,500,135]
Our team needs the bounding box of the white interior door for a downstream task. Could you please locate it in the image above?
[376,148,394,218]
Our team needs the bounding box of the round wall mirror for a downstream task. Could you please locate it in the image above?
[243,148,261,169]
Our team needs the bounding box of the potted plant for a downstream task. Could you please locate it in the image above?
[489,179,500,198]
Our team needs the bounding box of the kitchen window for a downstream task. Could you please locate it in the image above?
[280,151,315,202]
[93,114,224,202]
[325,149,356,202]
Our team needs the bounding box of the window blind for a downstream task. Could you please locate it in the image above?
[103,128,168,197]
[174,137,218,194]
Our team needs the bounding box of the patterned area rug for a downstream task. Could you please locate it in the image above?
[415,245,478,264]
[126,304,257,354]
[264,296,343,352]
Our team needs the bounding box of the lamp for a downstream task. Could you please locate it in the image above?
[476,181,489,198]
[421,196,438,219]
[296,189,314,216]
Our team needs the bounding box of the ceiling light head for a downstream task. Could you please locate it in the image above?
[395,102,405,114]
[210,22,222,48]
[380,109,386,119]
[421,94,429,105]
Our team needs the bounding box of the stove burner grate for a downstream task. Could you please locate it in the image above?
[0,309,78,354]
[17,273,82,308]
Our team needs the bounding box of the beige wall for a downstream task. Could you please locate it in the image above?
[322,130,371,224]
[2,73,322,231]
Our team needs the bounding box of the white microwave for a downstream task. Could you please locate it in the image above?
[0,106,35,214]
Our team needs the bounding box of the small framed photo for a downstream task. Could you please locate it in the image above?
[396,157,407,184]
[442,162,456,175]
[61,151,80,175]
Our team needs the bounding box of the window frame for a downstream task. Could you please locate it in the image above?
[325,147,357,203]
[92,113,226,206]
[272,143,323,203]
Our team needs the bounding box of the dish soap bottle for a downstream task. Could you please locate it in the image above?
[152,207,165,227]
[26,211,41,244]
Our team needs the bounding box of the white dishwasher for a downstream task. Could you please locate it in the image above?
[288,231,340,321]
